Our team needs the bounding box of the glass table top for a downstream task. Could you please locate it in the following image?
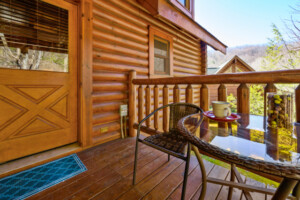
[183,113,300,166]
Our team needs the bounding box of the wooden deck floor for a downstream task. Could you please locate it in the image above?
[27,138,276,200]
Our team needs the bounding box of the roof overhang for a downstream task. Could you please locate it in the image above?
[137,0,227,54]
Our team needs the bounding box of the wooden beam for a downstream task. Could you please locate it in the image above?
[132,69,300,85]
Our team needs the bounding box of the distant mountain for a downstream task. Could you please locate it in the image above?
[208,44,267,70]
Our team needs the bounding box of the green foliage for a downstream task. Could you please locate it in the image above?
[227,85,264,116]
[261,24,300,71]
[227,93,237,113]
[249,85,264,116]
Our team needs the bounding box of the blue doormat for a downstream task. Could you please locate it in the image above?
[0,154,87,200]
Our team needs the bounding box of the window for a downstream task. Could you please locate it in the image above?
[0,0,69,72]
[169,0,193,18]
[154,37,170,74]
[149,27,173,77]
[177,0,189,9]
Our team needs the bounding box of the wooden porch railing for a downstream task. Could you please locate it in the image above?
[128,69,300,137]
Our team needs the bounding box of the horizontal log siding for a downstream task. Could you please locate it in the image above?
[92,0,202,143]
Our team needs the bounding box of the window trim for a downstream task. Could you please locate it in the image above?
[149,26,173,78]
[169,0,194,19]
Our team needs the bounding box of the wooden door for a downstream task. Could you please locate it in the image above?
[0,0,78,163]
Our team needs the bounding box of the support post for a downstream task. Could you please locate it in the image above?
[186,84,193,103]
[145,85,151,127]
[154,85,159,130]
[200,84,209,111]
[237,83,250,114]
[128,70,136,137]
[173,84,180,103]
[138,85,144,123]
[163,84,169,132]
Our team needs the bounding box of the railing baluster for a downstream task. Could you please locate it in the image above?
[186,84,193,103]
[173,84,180,103]
[296,84,300,123]
[200,84,209,111]
[237,83,250,114]
[154,85,159,130]
[138,85,144,123]
[128,70,136,137]
[145,85,151,127]
[218,84,227,101]
[218,84,228,129]
[264,83,277,117]
[163,84,169,132]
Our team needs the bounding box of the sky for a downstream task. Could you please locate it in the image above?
[195,0,299,47]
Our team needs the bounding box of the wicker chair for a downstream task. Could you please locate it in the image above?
[132,103,203,200]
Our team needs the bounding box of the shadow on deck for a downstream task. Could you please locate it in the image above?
[28,138,275,200]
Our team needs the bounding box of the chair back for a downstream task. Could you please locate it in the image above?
[169,103,202,133]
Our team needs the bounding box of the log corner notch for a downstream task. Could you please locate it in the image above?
[136,0,227,54]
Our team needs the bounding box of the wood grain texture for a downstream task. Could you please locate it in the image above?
[186,84,193,103]
[163,85,169,132]
[237,84,250,114]
[218,84,227,102]
[132,69,300,85]
[200,84,209,111]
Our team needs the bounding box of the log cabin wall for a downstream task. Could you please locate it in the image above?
[91,0,204,145]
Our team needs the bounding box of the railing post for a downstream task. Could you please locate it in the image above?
[296,84,300,123]
[138,85,144,123]
[186,84,193,103]
[163,84,169,132]
[218,84,227,101]
[218,84,228,129]
[146,85,151,127]
[154,85,159,130]
[200,84,209,111]
[264,83,277,117]
[237,83,249,114]
[173,84,180,103]
[128,70,136,137]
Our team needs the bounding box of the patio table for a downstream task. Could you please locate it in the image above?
[178,113,300,200]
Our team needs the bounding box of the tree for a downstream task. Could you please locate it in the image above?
[260,24,300,71]
[227,85,264,116]
[0,33,43,70]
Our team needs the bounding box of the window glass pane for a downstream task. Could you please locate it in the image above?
[178,0,186,6]
[154,39,168,57]
[154,57,166,72]
[0,0,69,72]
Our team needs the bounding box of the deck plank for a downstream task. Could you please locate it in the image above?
[142,156,199,200]
[167,159,215,200]
[22,138,277,200]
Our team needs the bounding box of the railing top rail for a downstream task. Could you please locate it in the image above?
[132,69,300,85]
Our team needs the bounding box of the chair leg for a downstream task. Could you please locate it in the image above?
[132,139,139,185]
[168,154,170,161]
[181,144,191,200]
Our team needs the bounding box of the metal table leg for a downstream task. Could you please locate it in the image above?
[272,178,298,200]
